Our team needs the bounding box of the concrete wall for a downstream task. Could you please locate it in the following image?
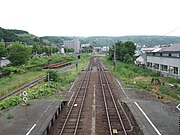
[147,56,180,78]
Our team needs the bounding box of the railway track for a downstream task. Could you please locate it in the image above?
[50,57,141,135]
[0,62,73,102]
[56,58,93,135]
[97,58,133,135]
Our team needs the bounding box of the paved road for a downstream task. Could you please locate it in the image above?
[116,79,179,135]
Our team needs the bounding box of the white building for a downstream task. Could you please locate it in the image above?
[0,57,11,68]
[146,44,180,78]
[63,37,80,53]
[81,44,91,47]
[102,46,109,52]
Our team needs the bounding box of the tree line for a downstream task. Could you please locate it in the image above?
[0,42,59,66]
[109,41,136,64]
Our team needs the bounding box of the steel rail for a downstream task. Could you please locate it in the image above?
[0,62,73,102]
[98,66,113,135]
[59,59,93,135]
[97,59,127,135]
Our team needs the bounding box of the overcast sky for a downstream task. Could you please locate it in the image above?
[1,0,180,37]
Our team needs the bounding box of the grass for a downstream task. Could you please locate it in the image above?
[103,58,180,102]
[0,57,88,111]
[0,70,46,97]
[0,53,89,97]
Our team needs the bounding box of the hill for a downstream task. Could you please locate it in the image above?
[1,27,180,47]
[0,27,19,42]
[82,36,180,47]
[0,27,40,45]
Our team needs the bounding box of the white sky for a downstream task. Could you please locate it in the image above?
[0,0,180,37]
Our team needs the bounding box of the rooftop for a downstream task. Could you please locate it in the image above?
[163,43,180,52]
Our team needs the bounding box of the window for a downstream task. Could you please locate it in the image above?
[160,65,168,72]
[173,67,178,74]
[169,54,171,56]
[160,53,162,56]
[147,62,152,68]
[153,63,159,70]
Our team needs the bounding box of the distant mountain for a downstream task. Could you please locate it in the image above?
[40,36,72,46]
[1,27,180,47]
[82,36,180,47]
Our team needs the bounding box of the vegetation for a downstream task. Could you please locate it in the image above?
[81,46,93,53]
[109,41,136,63]
[2,27,180,48]
[0,57,88,111]
[40,36,72,46]
[104,58,180,101]
[7,42,32,66]
[64,48,74,53]
[0,42,6,57]
[0,27,19,42]
[82,36,180,47]
[0,70,46,97]
[0,42,7,67]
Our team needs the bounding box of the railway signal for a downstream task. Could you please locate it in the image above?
[22,91,28,125]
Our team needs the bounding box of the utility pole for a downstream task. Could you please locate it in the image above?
[113,44,116,70]
[48,59,50,89]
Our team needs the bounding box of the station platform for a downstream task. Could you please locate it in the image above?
[0,99,65,135]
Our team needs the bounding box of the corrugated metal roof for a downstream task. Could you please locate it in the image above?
[163,43,180,52]
[152,48,162,52]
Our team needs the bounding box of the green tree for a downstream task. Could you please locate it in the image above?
[0,42,6,57]
[32,44,38,54]
[52,47,59,53]
[45,70,58,82]
[64,48,74,53]
[0,42,7,67]
[123,54,134,64]
[109,41,136,62]
[8,42,32,66]
[37,46,43,54]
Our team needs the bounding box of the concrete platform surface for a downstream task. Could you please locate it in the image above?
[116,79,179,135]
[0,99,62,135]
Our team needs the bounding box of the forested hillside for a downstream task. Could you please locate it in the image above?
[1,27,180,47]
[0,27,39,44]
[0,27,19,42]
[82,36,180,47]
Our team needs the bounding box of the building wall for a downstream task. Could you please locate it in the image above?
[63,37,80,53]
[147,55,180,78]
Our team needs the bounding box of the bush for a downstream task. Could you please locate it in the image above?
[28,67,42,72]
[45,71,58,82]
[2,66,26,74]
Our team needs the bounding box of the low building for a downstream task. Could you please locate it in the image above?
[0,57,11,68]
[102,46,109,52]
[81,44,91,47]
[146,44,180,78]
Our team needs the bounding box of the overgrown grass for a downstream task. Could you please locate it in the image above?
[0,58,88,111]
[0,53,89,97]
[0,70,46,97]
[104,58,180,101]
